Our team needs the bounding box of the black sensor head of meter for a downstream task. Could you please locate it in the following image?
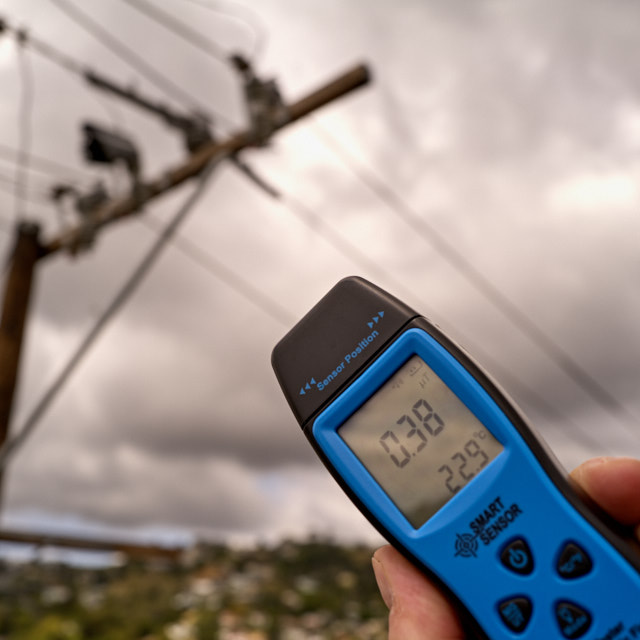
[271,277,418,426]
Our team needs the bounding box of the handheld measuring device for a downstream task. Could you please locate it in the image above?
[271,276,640,639]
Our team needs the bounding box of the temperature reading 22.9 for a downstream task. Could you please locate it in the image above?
[437,434,491,495]
[378,398,445,468]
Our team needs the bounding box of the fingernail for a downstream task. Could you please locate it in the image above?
[572,456,613,481]
[372,555,393,609]
[581,456,614,468]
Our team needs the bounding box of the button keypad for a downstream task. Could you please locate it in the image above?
[496,539,595,635]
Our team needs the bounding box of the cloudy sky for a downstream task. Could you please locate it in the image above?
[0,0,638,553]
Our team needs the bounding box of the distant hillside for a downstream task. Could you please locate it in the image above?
[0,539,388,639]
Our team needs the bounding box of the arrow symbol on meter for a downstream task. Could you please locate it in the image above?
[367,311,385,329]
[299,378,317,395]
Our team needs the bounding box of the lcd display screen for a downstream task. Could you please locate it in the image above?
[339,355,504,528]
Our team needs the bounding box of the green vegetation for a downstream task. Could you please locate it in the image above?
[0,539,388,639]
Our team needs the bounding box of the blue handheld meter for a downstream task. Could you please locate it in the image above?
[271,277,640,639]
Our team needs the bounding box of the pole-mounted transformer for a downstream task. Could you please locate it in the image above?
[82,123,140,180]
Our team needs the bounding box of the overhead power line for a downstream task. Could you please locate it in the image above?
[48,0,220,121]
[0,17,126,128]
[0,143,92,184]
[178,0,267,60]
[0,156,221,472]
[310,122,637,430]
[0,179,49,209]
[279,192,421,306]
[0,167,50,195]
[15,24,84,76]
[120,0,231,65]
[140,216,296,327]
[0,217,12,236]
[2,11,235,132]
[13,34,35,223]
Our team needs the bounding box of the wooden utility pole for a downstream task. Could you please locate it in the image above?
[0,222,42,507]
[0,63,370,519]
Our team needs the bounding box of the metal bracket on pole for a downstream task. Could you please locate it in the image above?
[231,54,291,146]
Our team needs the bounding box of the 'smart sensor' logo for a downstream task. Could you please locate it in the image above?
[453,496,523,558]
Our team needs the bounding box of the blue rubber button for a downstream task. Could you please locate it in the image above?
[498,597,532,633]
[557,542,592,579]
[556,602,592,639]
[500,538,534,575]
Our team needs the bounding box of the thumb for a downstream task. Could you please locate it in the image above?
[372,545,464,640]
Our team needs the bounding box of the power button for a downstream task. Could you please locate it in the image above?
[500,538,534,576]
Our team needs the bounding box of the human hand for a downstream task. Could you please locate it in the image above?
[372,456,640,639]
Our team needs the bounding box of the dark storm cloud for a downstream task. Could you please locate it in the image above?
[84,339,317,470]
